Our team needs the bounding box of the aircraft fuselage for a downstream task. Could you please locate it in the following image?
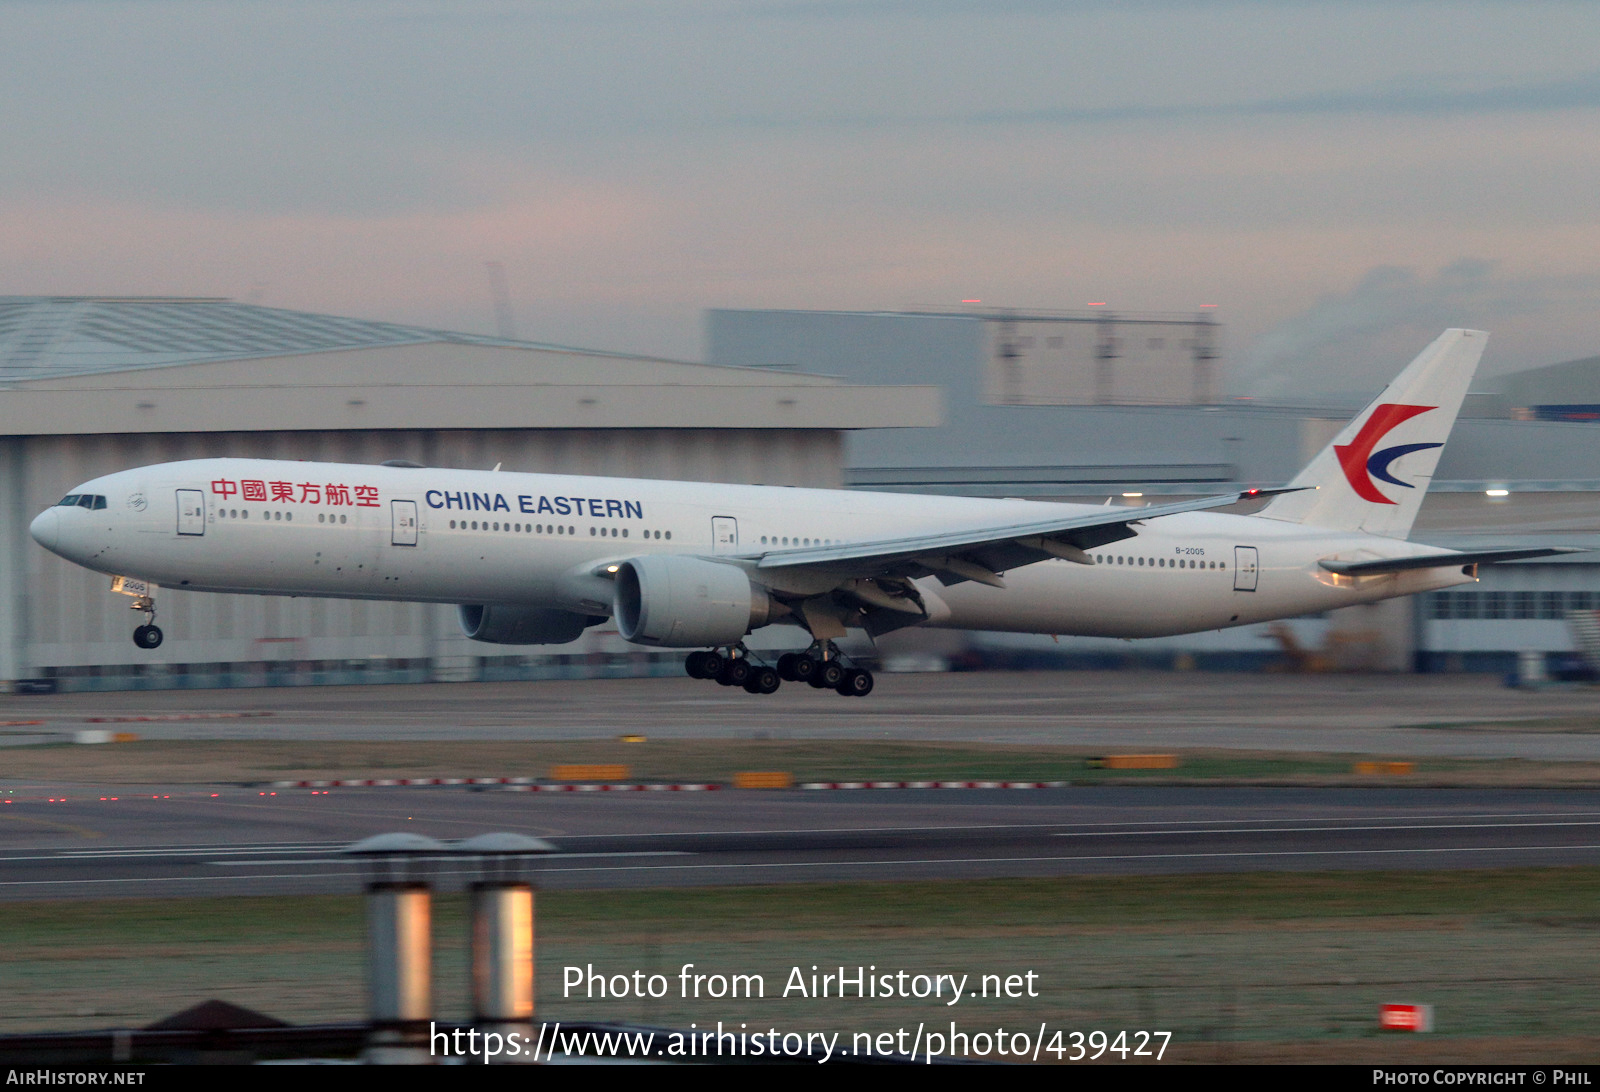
[31,457,1472,642]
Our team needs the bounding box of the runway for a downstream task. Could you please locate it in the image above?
[8,672,1600,759]
[3,786,1599,898]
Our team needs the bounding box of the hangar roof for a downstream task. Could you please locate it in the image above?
[0,296,574,381]
[0,298,940,435]
[1485,354,1600,408]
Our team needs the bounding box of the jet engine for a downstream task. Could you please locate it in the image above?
[613,555,772,647]
[457,604,597,645]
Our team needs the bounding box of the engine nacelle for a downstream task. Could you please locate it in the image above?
[457,604,596,645]
[613,555,771,647]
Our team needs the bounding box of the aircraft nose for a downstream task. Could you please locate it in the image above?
[29,508,59,552]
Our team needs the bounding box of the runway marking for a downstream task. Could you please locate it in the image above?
[1052,820,1600,838]
[500,843,1600,874]
[207,851,690,866]
[7,811,1600,860]
[54,846,348,860]
[507,810,1600,841]
[4,843,1600,888]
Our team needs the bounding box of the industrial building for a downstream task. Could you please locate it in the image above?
[0,297,937,691]
[708,307,1600,674]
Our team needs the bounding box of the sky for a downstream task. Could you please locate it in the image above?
[4,0,1600,399]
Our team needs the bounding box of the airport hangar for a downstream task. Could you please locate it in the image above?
[0,297,938,692]
[710,308,1600,676]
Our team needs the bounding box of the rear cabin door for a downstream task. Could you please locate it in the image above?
[391,500,419,546]
[712,516,738,554]
[1233,545,1259,592]
[176,489,205,536]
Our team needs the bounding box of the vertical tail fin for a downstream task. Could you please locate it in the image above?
[1259,328,1486,539]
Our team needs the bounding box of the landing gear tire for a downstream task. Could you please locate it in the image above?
[776,653,802,681]
[717,658,752,688]
[837,667,874,697]
[808,660,845,689]
[133,624,163,650]
[743,666,781,695]
[790,655,818,684]
[685,650,714,679]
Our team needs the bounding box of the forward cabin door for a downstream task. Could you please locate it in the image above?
[1233,545,1259,592]
[391,500,418,546]
[712,516,738,554]
[176,489,205,536]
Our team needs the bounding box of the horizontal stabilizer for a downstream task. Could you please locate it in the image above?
[1318,547,1583,577]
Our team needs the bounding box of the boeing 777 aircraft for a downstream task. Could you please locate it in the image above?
[29,329,1571,697]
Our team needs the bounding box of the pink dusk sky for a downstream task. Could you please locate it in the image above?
[4,1,1600,399]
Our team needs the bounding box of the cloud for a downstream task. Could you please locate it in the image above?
[1230,259,1597,401]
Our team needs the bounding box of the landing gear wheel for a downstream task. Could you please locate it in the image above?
[776,653,802,681]
[717,658,751,687]
[133,624,163,650]
[699,651,725,679]
[837,668,874,697]
[742,666,781,695]
[685,650,713,679]
[791,655,818,684]
[809,660,845,689]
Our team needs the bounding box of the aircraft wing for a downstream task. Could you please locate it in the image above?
[745,486,1302,588]
[1318,547,1584,577]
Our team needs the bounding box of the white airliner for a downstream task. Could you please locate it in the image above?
[29,328,1571,697]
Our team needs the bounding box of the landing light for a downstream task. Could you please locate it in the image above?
[606,565,620,573]
[1485,489,1510,498]
[1121,492,1143,498]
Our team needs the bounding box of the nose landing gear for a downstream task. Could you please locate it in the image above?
[129,595,163,649]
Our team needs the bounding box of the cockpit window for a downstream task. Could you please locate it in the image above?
[57,495,81,507]
[55,494,106,509]
[90,495,106,510]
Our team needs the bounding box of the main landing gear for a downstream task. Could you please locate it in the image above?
[684,642,873,698]
[130,595,163,649]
